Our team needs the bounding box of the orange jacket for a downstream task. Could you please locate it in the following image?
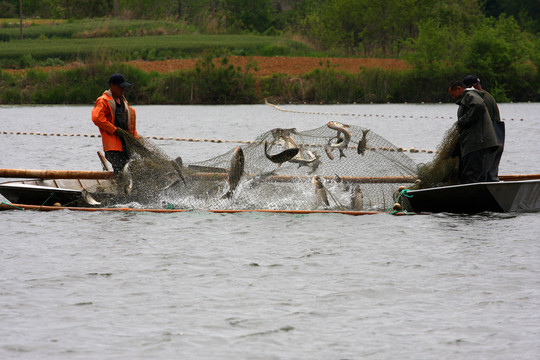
[91,90,138,152]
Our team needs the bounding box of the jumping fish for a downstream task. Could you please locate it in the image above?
[351,185,363,210]
[222,146,245,199]
[327,121,350,133]
[264,141,299,167]
[324,140,335,160]
[170,156,186,185]
[120,161,134,195]
[82,188,101,206]
[325,134,349,160]
[334,174,350,191]
[307,152,322,174]
[270,128,298,138]
[312,175,330,207]
[290,149,322,174]
[357,129,370,156]
[271,128,299,149]
[289,148,317,166]
[325,121,351,159]
[174,156,183,168]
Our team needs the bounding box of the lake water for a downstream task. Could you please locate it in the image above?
[1,103,539,359]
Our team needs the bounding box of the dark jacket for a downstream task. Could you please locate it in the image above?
[476,88,505,148]
[477,89,500,123]
[456,89,498,156]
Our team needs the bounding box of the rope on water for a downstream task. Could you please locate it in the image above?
[40,192,56,209]
[0,130,439,154]
[264,99,524,122]
[385,189,415,215]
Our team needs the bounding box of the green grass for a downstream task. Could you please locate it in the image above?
[0,18,192,40]
[0,34,315,66]
[0,18,318,68]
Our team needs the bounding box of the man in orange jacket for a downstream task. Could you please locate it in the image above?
[92,73,138,173]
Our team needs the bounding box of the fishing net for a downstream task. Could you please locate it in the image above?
[84,128,185,206]
[415,124,460,189]
[87,122,423,211]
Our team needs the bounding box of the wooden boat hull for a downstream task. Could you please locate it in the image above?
[401,180,540,214]
[0,179,112,206]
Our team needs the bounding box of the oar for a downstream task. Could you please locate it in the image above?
[97,151,111,172]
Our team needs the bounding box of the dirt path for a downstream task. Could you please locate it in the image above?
[127,56,409,76]
[5,56,409,76]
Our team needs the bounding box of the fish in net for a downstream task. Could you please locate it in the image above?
[85,128,186,206]
[85,122,427,211]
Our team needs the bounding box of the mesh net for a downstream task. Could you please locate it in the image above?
[88,122,426,211]
[415,124,459,189]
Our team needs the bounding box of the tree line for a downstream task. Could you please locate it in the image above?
[1,0,539,101]
[2,1,538,40]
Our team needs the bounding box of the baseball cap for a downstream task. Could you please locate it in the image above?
[463,75,480,87]
[108,73,132,88]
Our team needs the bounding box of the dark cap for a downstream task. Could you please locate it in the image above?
[463,75,480,87]
[109,73,132,88]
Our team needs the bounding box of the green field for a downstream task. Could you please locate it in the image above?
[0,18,316,67]
[0,34,314,67]
[0,18,190,40]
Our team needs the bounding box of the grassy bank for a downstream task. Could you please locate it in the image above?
[0,59,469,105]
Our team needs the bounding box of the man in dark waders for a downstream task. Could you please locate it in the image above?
[462,75,505,181]
[448,81,498,184]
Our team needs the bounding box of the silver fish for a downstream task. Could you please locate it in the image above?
[170,156,186,185]
[82,188,101,206]
[290,148,322,173]
[357,129,370,156]
[307,152,322,174]
[222,146,245,199]
[325,121,351,159]
[120,161,133,195]
[271,127,298,140]
[121,157,185,196]
[324,141,335,160]
[271,128,299,149]
[325,134,348,159]
[290,148,317,166]
[334,174,350,191]
[174,156,183,168]
[313,175,330,207]
[264,141,299,167]
[351,185,363,210]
